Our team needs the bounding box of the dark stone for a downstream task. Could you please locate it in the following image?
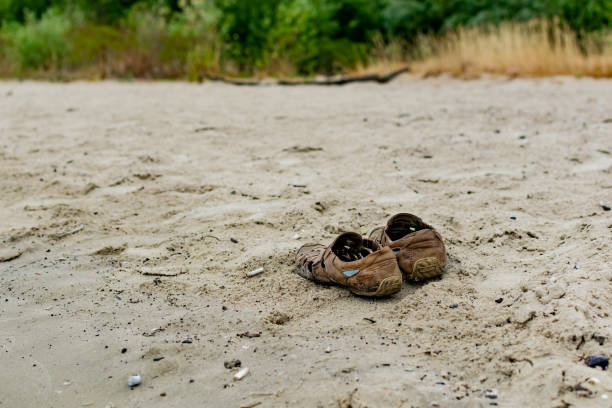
[585,355,608,370]
[224,359,241,369]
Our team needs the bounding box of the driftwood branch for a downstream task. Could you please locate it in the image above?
[279,67,410,85]
[206,67,410,86]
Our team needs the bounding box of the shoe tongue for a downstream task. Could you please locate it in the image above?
[386,213,428,241]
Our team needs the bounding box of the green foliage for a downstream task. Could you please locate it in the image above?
[556,0,611,35]
[0,0,65,24]
[0,0,609,77]
[1,8,71,72]
[214,0,282,71]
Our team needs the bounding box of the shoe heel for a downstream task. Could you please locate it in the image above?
[410,257,443,281]
[350,259,402,297]
[372,275,402,296]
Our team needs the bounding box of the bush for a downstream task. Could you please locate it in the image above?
[0,0,610,78]
[1,8,71,73]
[0,0,65,24]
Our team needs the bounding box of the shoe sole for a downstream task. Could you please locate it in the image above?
[407,257,444,281]
[351,275,402,297]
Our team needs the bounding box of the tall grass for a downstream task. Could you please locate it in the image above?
[408,20,612,78]
[0,13,610,79]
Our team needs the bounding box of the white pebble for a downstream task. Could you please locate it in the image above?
[485,389,498,399]
[247,267,264,277]
[587,377,600,385]
[292,233,300,239]
[602,394,609,400]
[128,375,141,387]
[233,367,249,381]
[325,346,331,353]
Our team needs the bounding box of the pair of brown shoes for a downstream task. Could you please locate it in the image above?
[295,213,446,297]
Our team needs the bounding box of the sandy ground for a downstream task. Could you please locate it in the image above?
[1,76,611,408]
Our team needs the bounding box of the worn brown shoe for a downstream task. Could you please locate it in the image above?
[369,213,446,281]
[295,232,402,297]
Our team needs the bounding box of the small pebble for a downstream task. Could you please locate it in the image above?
[449,303,458,309]
[153,357,164,362]
[233,367,249,381]
[510,216,517,220]
[182,339,192,344]
[485,389,498,399]
[160,393,166,397]
[247,267,264,277]
[587,377,601,385]
[325,346,332,353]
[230,238,239,243]
[128,375,141,387]
[224,359,241,369]
[600,201,611,211]
[121,348,127,354]
[495,298,503,303]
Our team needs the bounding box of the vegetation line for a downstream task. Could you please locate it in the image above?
[0,1,610,79]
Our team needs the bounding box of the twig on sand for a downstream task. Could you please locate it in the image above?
[240,402,261,408]
[279,67,410,86]
[207,67,410,87]
[140,268,187,277]
[52,224,84,239]
[202,235,220,241]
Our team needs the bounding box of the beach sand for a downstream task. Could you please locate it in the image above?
[1,76,611,407]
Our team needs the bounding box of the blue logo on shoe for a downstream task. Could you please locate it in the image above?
[343,269,359,277]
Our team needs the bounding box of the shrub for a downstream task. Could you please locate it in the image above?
[1,8,71,73]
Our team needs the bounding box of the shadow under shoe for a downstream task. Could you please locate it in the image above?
[295,232,402,297]
[369,213,446,281]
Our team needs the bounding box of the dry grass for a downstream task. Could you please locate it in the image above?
[404,20,612,78]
